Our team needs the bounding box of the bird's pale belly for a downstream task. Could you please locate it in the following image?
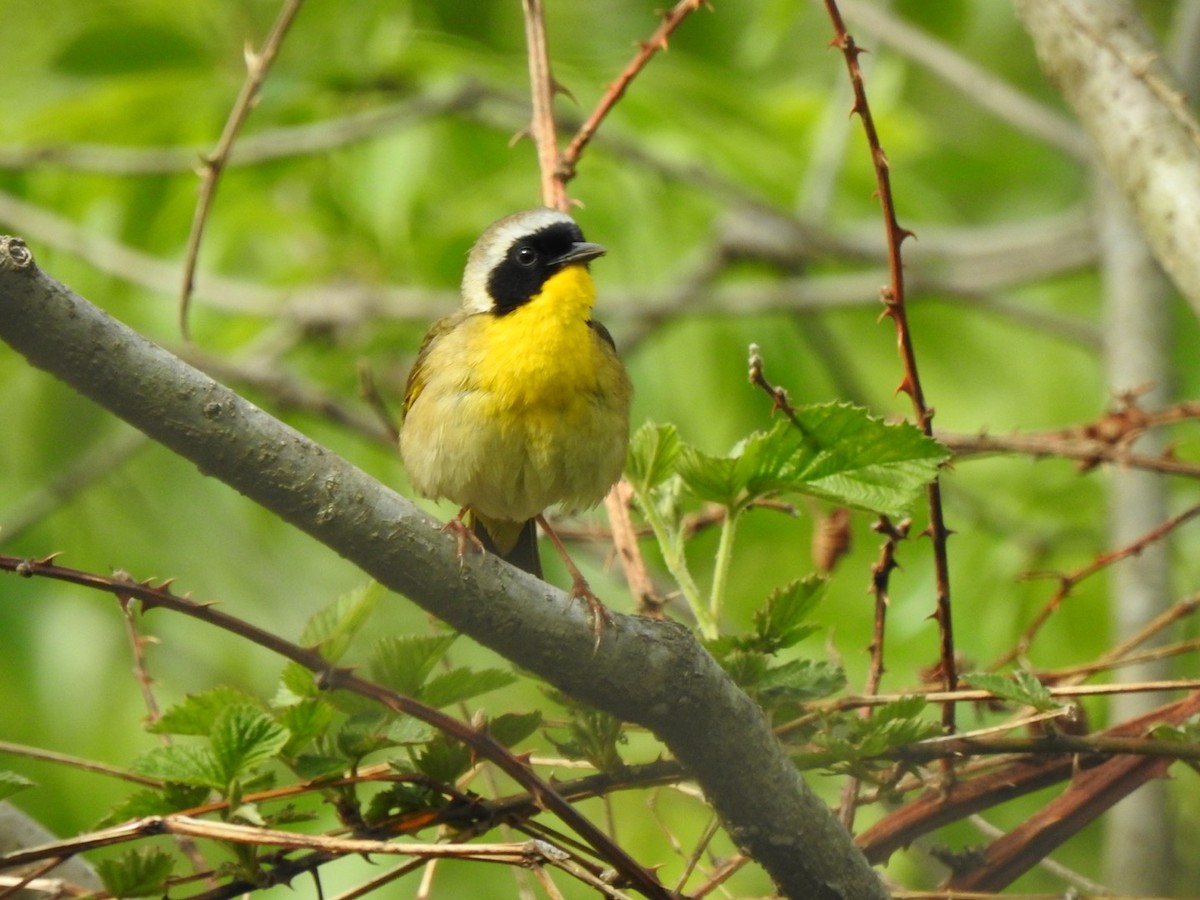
[401,384,625,522]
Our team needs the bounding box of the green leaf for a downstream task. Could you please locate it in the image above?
[488,711,543,748]
[210,705,290,785]
[792,697,938,775]
[676,407,945,516]
[385,717,434,746]
[546,706,626,775]
[757,658,847,702]
[290,754,350,781]
[712,648,770,690]
[751,577,827,652]
[298,581,384,662]
[782,405,947,516]
[335,712,425,761]
[276,700,335,757]
[276,662,320,704]
[415,734,472,783]
[96,847,175,899]
[148,686,261,736]
[368,633,458,696]
[131,745,226,790]
[420,667,516,708]
[626,422,681,492]
[0,771,34,802]
[99,784,211,828]
[964,671,1058,712]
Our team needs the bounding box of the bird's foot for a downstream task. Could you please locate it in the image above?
[569,575,617,652]
[442,508,485,568]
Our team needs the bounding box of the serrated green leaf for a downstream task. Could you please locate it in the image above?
[337,713,400,761]
[964,671,1058,712]
[679,407,945,516]
[298,581,384,662]
[415,734,472,783]
[783,405,947,516]
[420,667,516,708]
[97,847,175,899]
[368,633,457,696]
[276,700,335,757]
[757,658,847,702]
[148,686,261,736]
[711,647,770,689]
[0,771,34,802]
[626,422,681,492]
[489,711,543,748]
[793,698,938,775]
[871,694,929,723]
[289,754,349,781]
[276,661,320,704]
[546,707,626,776]
[131,745,226,790]
[98,784,211,828]
[385,717,435,746]
[210,705,290,785]
[752,576,827,652]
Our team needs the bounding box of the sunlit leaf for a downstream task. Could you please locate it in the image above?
[368,633,458,696]
[148,686,261,736]
[964,671,1058,712]
[210,705,290,784]
[626,422,681,492]
[420,667,515,708]
[752,576,827,652]
[297,581,384,662]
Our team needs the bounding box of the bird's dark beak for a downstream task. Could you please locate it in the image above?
[552,241,606,266]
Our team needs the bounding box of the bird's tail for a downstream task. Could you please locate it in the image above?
[470,513,542,579]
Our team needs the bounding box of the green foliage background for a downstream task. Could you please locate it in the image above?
[2,0,1200,895]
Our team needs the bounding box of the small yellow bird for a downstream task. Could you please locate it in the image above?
[400,208,632,620]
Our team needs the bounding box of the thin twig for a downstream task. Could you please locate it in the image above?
[560,0,709,182]
[0,554,669,899]
[0,739,162,788]
[178,0,306,339]
[995,503,1200,666]
[822,0,957,732]
[521,0,566,211]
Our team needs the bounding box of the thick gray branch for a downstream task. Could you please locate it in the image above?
[1015,0,1200,318]
[0,238,885,900]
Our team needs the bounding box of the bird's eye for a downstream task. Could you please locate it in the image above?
[514,245,538,267]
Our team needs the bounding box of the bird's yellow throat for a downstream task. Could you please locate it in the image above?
[475,263,604,406]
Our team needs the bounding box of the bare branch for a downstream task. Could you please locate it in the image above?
[179,0,307,338]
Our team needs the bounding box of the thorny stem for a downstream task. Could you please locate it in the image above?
[0,554,669,899]
[993,501,1200,668]
[560,0,709,183]
[822,0,957,732]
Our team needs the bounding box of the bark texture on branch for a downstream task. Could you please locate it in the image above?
[0,237,885,900]
[1016,0,1200,318]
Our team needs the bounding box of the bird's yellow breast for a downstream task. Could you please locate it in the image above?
[400,262,631,523]
[473,264,604,407]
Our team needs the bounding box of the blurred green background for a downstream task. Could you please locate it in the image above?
[2,0,1199,895]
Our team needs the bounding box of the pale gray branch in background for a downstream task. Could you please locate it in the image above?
[1016,0,1200,318]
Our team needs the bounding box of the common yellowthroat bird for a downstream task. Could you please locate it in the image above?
[400,208,632,624]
